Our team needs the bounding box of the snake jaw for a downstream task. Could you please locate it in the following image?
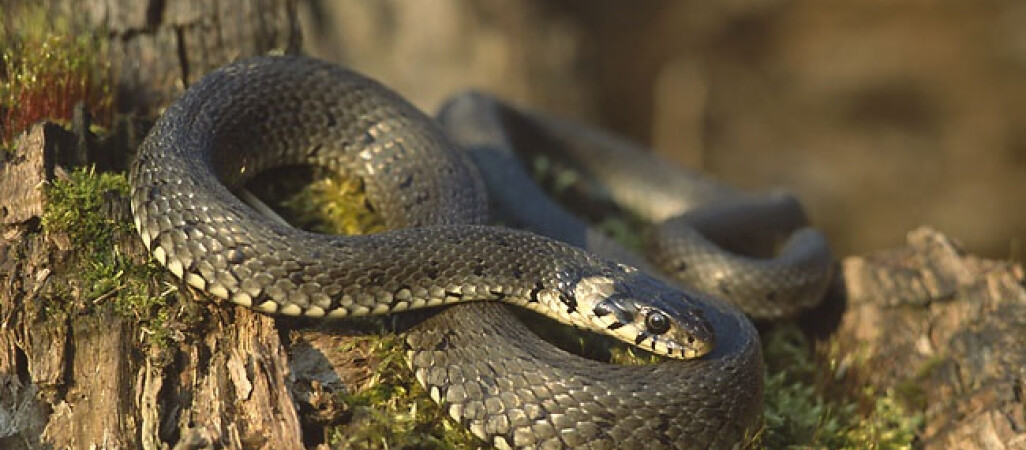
[655,302,716,359]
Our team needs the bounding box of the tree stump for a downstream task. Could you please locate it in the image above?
[3,1,314,448]
[836,228,1025,449]
[74,0,301,116]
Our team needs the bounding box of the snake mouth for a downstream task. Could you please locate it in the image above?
[593,313,715,359]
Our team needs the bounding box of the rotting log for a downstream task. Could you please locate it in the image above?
[0,124,315,449]
[834,228,1026,449]
[73,0,302,116]
[2,1,315,448]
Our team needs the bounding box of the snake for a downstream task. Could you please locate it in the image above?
[129,55,830,449]
[436,92,834,320]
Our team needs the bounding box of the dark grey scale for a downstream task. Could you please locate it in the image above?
[264,262,288,281]
[213,265,239,290]
[424,267,439,280]
[154,213,173,235]
[183,225,206,243]
[195,259,219,283]
[239,274,266,299]
[156,232,176,256]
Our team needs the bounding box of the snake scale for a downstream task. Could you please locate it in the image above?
[129,55,832,449]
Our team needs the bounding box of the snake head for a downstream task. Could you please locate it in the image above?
[582,274,715,359]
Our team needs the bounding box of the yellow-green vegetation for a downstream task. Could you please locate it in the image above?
[42,167,178,347]
[247,166,386,236]
[0,3,111,148]
[760,325,922,449]
[328,335,480,449]
[531,154,580,197]
[279,174,386,236]
[41,166,130,251]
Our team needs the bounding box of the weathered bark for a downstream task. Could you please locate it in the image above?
[834,228,1026,449]
[0,124,315,449]
[2,1,315,449]
[68,0,301,116]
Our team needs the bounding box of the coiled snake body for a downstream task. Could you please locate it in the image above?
[130,56,831,449]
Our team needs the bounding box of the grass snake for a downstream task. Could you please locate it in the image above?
[130,55,831,449]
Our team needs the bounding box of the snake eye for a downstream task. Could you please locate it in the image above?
[645,311,671,334]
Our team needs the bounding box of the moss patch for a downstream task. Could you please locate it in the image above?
[760,325,922,449]
[41,167,180,348]
[42,166,129,251]
[327,335,480,449]
[246,166,386,236]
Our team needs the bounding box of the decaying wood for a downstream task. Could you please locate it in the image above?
[56,0,301,116]
[2,1,317,448]
[0,126,317,449]
[0,123,67,228]
[835,228,1026,449]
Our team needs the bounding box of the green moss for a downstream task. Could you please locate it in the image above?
[760,325,922,449]
[278,174,386,236]
[607,345,664,366]
[87,255,179,348]
[328,336,480,449]
[596,216,648,253]
[42,167,178,347]
[531,154,579,196]
[0,4,111,148]
[42,166,130,252]
[246,166,386,236]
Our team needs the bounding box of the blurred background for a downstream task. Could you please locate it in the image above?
[299,0,1026,259]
